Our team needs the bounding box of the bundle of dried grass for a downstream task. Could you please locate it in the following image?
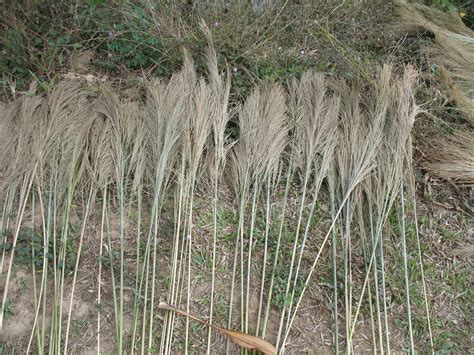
[227,80,289,342]
[0,34,431,354]
[397,2,474,124]
[275,71,338,348]
[279,65,423,354]
[423,131,474,184]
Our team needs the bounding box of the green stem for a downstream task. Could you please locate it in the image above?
[163,161,186,354]
[246,176,260,334]
[399,180,414,353]
[356,199,378,355]
[261,162,293,339]
[286,174,324,332]
[64,186,96,354]
[30,193,42,353]
[275,167,310,350]
[368,197,384,354]
[344,199,352,354]
[184,181,196,355]
[207,153,220,353]
[226,171,249,354]
[379,222,390,354]
[328,174,339,354]
[410,180,434,354]
[97,188,107,354]
[0,172,36,333]
[148,195,163,352]
[280,187,355,352]
[256,174,272,337]
[130,188,142,354]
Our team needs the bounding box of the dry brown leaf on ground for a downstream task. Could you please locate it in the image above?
[158,302,277,355]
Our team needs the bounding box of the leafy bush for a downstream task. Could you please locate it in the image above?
[2,0,390,99]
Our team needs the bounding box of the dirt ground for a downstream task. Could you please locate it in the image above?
[1,180,472,353]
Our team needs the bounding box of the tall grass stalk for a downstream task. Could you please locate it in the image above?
[398,180,414,353]
[51,171,78,353]
[197,21,231,355]
[141,66,186,351]
[64,186,96,354]
[103,196,120,346]
[261,161,293,339]
[0,193,15,275]
[280,187,355,353]
[185,181,195,354]
[327,167,340,354]
[355,199,379,354]
[97,188,107,354]
[40,176,53,352]
[26,182,48,354]
[28,193,41,353]
[129,188,143,354]
[275,165,310,350]
[181,69,214,354]
[367,195,384,354]
[227,165,249,352]
[94,92,142,354]
[408,174,434,353]
[349,198,393,346]
[348,66,418,351]
[245,176,261,333]
[161,159,186,354]
[228,81,288,352]
[206,46,231,354]
[343,197,353,354]
[404,118,434,353]
[0,174,36,332]
[277,73,338,348]
[255,173,273,337]
[379,218,391,353]
[158,48,223,352]
[280,66,399,352]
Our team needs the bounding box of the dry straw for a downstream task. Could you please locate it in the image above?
[398,2,474,124]
[0,37,432,354]
[397,2,474,185]
[423,131,474,184]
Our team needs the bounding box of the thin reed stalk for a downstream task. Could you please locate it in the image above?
[227,81,288,352]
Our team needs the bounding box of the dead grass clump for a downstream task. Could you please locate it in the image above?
[423,131,474,184]
[397,2,474,124]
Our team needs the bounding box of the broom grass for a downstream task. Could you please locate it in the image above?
[0,39,437,355]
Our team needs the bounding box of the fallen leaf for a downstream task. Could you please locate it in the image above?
[158,302,277,355]
[219,328,277,355]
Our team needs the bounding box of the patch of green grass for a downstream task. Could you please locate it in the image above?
[193,248,212,280]
[0,227,77,273]
[212,293,228,321]
[2,300,13,321]
[267,222,308,310]
[386,209,472,352]
[440,228,463,240]
[16,276,27,292]
[196,206,238,241]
